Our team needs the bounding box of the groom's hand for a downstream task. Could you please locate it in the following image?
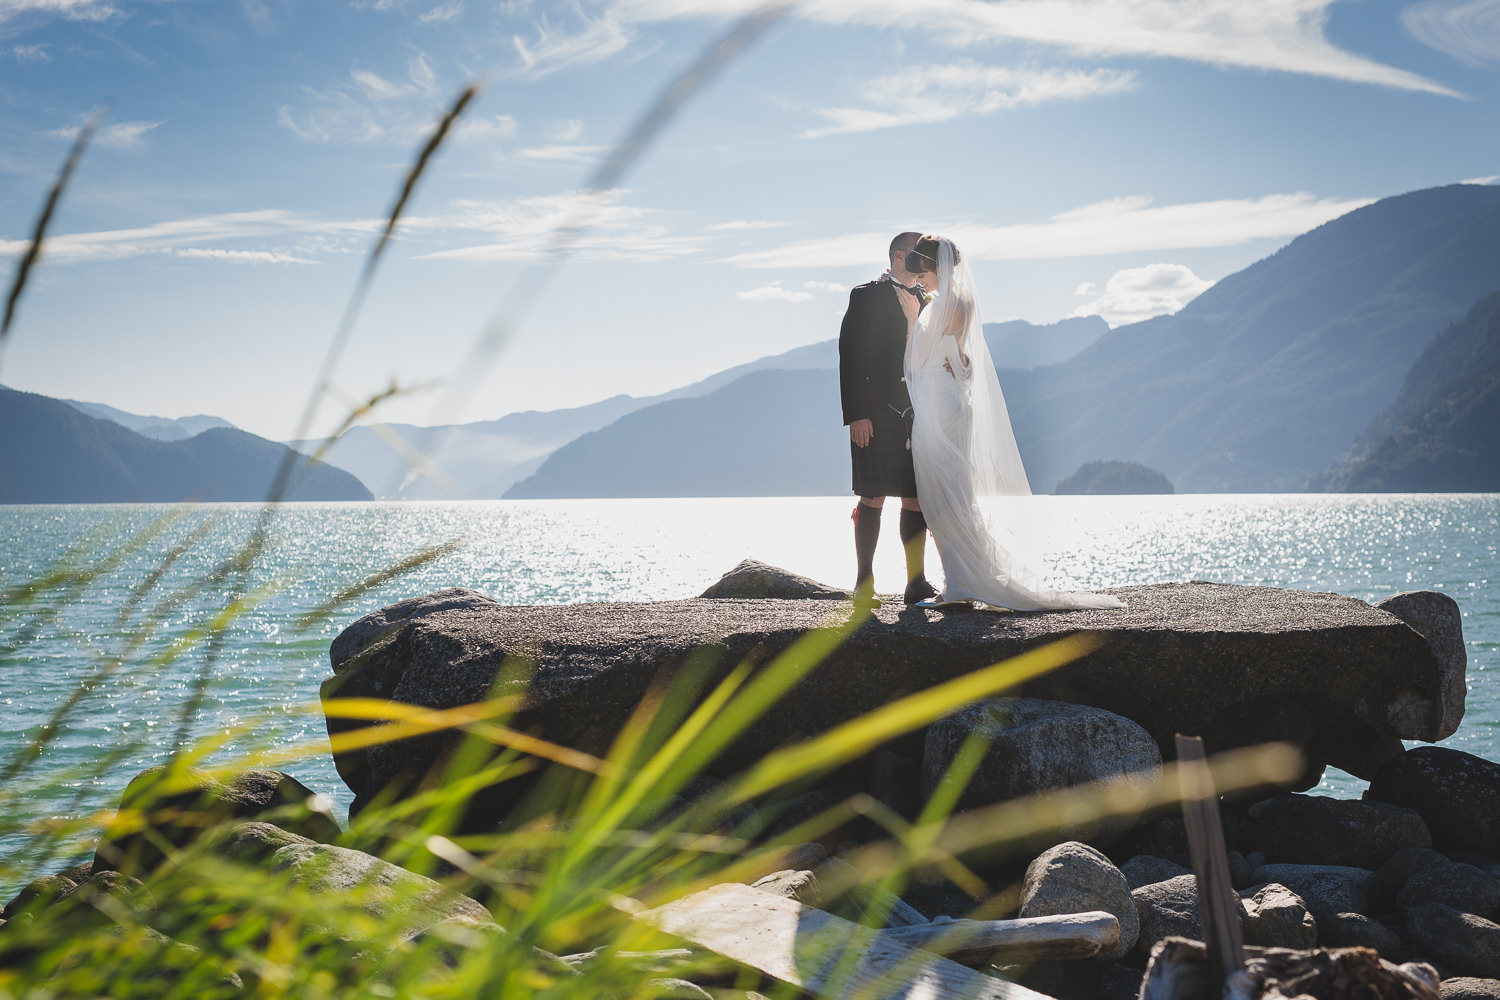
[849,418,873,447]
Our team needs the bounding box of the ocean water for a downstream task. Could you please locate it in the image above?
[1,495,1496,859]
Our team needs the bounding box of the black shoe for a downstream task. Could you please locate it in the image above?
[904,577,938,606]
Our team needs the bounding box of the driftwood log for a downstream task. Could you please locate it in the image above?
[1140,937,1441,1000]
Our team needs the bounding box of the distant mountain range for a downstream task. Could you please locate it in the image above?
[24,184,1500,499]
[0,386,370,503]
[1054,460,1173,495]
[1314,288,1500,492]
[61,398,235,442]
[505,183,1500,497]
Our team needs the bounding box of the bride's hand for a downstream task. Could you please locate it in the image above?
[894,285,920,326]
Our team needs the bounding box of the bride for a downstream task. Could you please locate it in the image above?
[894,235,1123,611]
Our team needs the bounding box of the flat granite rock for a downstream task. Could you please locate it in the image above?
[322,580,1464,823]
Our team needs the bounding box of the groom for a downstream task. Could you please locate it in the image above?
[839,231,937,605]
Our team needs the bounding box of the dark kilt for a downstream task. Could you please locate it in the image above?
[851,404,918,498]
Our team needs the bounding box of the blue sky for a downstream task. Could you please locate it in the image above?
[1,0,1497,440]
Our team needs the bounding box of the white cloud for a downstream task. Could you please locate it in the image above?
[737,281,814,303]
[11,42,49,61]
[1070,262,1213,326]
[806,62,1136,138]
[0,0,119,26]
[1462,174,1500,185]
[174,248,318,265]
[615,0,1457,96]
[707,219,789,231]
[723,192,1375,267]
[50,118,165,151]
[550,118,586,142]
[511,10,632,79]
[0,210,379,263]
[279,54,469,145]
[804,280,846,293]
[414,189,701,262]
[1404,0,1500,66]
[518,144,606,165]
[419,0,462,23]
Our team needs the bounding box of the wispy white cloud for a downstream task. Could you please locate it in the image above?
[10,42,49,60]
[803,280,846,293]
[50,118,165,150]
[518,143,606,165]
[616,0,1458,96]
[279,53,474,145]
[737,280,814,303]
[1404,0,1500,66]
[806,62,1136,137]
[174,248,318,265]
[1070,262,1213,326]
[723,192,1375,267]
[419,0,462,23]
[1462,174,1500,185]
[706,219,789,231]
[0,0,120,27]
[550,118,586,142]
[414,189,701,262]
[511,10,632,78]
[0,210,378,263]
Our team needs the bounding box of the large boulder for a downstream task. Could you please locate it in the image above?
[267,842,491,943]
[1247,793,1431,868]
[1441,978,1500,999]
[1018,841,1139,959]
[922,698,1160,842]
[1375,592,1466,683]
[700,560,850,600]
[1240,882,1317,949]
[322,580,1464,824]
[1407,904,1500,979]
[1132,874,1249,958]
[1249,864,1373,925]
[94,767,342,875]
[1120,854,1192,890]
[1398,862,1500,919]
[1369,749,1500,857]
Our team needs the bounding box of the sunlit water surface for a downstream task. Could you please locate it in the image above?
[1,495,1495,863]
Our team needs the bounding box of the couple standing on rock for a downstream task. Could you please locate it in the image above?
[839,231,1121,612]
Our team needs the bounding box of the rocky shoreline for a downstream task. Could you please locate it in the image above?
[4,563,1496,999]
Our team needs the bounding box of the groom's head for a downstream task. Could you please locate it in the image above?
[889,231,922,282]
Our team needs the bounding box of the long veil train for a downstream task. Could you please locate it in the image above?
[904,240,1123,611]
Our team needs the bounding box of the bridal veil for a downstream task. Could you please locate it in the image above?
[904,239,1123,611]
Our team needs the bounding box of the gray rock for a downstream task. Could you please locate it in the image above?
[1369,748,1500,858]
[700,559,850,600]
[1019,841,1139,960]
[1377,848,1451,905]
[2,861,92,921]
[751,869,823,909]
[1121,854,1192,890]
[1248,793,1431,868]
[1407,903,1500,979]
[94,766,341,875]
[1322,911,1403,955]
[1400,862,1500,919]
[1229,850,1255,889]
[1249,864,1373,924]
[323,581,1464,826]
[1240,882,1317,949]
[1132,874,1248,958]
[1375,591,1467,731]
[923,698,1160,843]
[1441,977,1500,999]
[269,843,491,942]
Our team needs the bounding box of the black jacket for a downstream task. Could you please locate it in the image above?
[839,280,926,425]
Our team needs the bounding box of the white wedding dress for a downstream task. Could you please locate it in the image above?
[904,241,1123,611]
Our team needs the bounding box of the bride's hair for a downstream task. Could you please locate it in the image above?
[906,235,961,274]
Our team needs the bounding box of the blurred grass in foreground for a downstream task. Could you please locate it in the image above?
[0,7,1303,996]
